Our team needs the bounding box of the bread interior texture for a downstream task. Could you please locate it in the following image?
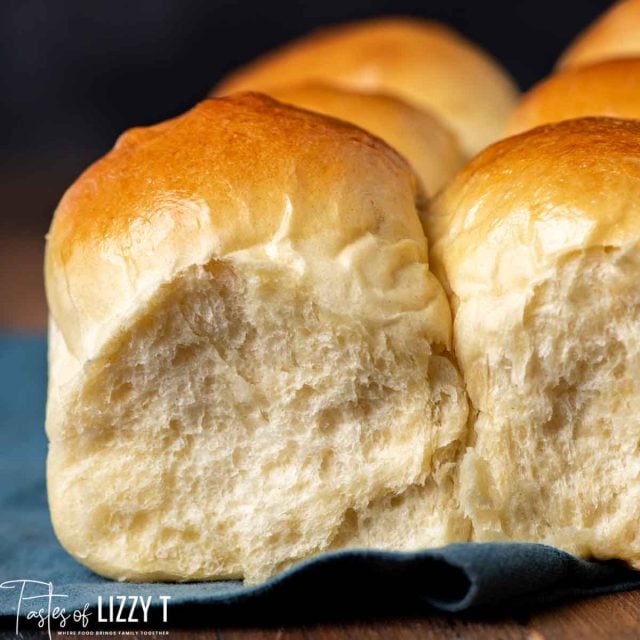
[458,246,640,564]
[48,258,468,583]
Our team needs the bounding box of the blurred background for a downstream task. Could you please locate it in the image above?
[0,0,612,331]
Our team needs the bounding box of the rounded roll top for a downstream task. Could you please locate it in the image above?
[429,117,640,299]
[505,59,640,135]
[46,92,449,361]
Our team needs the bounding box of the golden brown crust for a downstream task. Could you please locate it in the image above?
[50,93,409,260]
[46,92,450,364]
[214,17,519,157]
[428,117,640,299]
[558,0,640,69]
[506,58,640,135]
[268,82,464,193]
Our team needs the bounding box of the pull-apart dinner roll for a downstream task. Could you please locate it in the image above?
[45,93,469,584]
[269,83,464,194]
[215,17,519,157]
[428,117,640,567]
[505,58,640,135]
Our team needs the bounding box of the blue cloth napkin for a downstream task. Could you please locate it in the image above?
[2,334,640,626]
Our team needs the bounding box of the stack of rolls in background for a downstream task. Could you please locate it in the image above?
[557,0,640,70]
[507,0,640,133]
[215,17,520,166]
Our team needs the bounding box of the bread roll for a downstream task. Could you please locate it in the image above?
[268,83,464,194]
[558,0,640,69]
[45,93,469,583]
[505,58,640,135]
[214,17,519,158]
[427,117,640,567]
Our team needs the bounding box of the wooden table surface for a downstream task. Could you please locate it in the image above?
[4,233,640,639]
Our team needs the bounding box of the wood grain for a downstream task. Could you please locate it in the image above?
[527,590,640,639]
